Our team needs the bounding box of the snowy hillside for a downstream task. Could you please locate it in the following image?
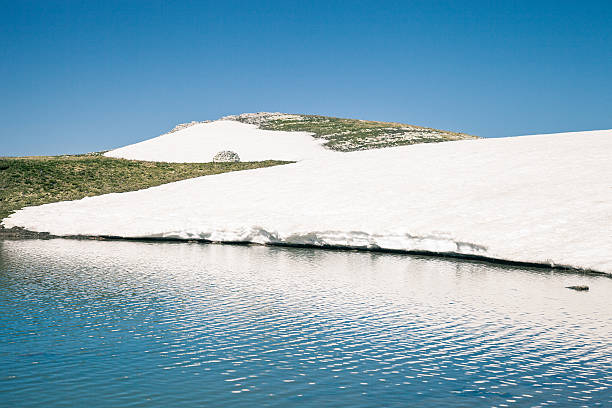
[104,112,476,162]
[104,120,333,162]
[5,129,612,274]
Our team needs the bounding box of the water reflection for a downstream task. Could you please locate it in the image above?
[0,240,610,407]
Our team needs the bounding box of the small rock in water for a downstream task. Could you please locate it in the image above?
[213,150,240,163]
[566,285,589,291]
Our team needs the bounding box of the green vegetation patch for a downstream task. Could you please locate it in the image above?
[226,113,478,151]
[0,153,288,220]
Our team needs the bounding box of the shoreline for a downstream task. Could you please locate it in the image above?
[1,226,607,277]
[0,225,52,240]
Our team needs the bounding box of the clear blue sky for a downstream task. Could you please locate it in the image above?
[1,0,611,156]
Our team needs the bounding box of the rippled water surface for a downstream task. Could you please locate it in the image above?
[0,240,611,407]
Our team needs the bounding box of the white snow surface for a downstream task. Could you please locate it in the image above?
[103,120,332,162]
[5,129,612,274]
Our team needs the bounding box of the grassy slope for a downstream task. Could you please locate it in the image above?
[225,113,478,151]
[0,154,287,221]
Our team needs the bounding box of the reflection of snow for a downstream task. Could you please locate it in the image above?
[3,239,611,334]
[4,129,612,274]
[3,240,610,405]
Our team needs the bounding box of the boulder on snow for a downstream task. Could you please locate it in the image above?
[212,151,241,163]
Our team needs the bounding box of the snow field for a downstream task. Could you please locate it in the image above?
[103,120,334,162]
[5,129,612,274]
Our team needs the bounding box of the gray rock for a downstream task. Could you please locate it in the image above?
[566,285,589,291]
[213,150,240,163]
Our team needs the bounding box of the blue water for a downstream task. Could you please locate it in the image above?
[0,239,611,407]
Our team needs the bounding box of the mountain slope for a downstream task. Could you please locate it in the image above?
[104,112,477,163]
[104,120,330,163]
[223,112,477,151]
